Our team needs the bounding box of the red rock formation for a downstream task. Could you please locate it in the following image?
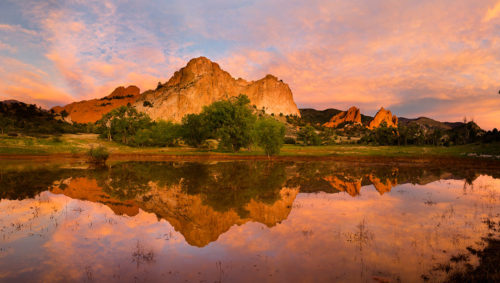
[368,107,398,129]
[52,86,141,123]
[323,106,362,128]
[135,57,301,122]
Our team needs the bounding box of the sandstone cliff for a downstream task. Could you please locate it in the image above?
[323,106,361,128]
[52,86,141,123]
[368,107,398,129]
[134,57,301,122]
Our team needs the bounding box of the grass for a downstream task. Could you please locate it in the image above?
[0,133,499,159]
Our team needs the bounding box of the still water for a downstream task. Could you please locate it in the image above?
[0,159,499,282]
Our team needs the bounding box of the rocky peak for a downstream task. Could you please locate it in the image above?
[323,106,362,128]
[368,107,398,129]
[135,57,301,122]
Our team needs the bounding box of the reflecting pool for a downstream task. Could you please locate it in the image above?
[0,160,499,282]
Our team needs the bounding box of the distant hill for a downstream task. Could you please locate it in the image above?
[398,117,465,130]
[0,100,79,134]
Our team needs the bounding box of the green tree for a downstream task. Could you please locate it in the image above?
[202,94,256,151]
[255,117,286,156]
[297,125,321,146]
[181,113,210,147]
[150,120,180,146]
[97,106,152,145]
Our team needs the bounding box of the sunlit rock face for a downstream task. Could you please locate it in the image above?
[323,106,362,128]
[134,57,301,122]
[368,107,398,129]
[52,86,140,123]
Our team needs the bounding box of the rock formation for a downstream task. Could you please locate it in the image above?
[323,106,361,128]
[52,86,140,123]
[134,57,301,122]
[368,107,398,129]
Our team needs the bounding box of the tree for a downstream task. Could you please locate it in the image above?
[255,118,286,156]
[96,106,152,145]
[181,113,210,147]
[60,110,69,118]
[150,120,180,146]
[0,116,12,134]
[297,126,321,146]
[202,95,256,151]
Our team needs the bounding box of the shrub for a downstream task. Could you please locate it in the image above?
[284,137,296,144]
[87,145,109,165]
[297,126,321,146]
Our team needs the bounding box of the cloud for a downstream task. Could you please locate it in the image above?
[0,0,499,128]
[484,1,500,21]
[0,23,37,36]
[0,41,16,53]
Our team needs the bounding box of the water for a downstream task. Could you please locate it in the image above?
[0,159,499,282]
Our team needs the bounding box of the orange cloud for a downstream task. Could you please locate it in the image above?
[484,1,500,21]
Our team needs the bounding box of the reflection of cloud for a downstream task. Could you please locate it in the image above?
[0,176,499,281]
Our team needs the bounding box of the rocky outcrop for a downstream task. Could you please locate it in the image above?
[52,86,140,123]
[323,106,361,128]
[134,57,301,122]
[368,107,398,129]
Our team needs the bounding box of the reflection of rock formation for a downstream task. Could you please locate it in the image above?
[323,176,362,196]
[50,178,298,247]
[367,174,397,195]
[50,177,139,216]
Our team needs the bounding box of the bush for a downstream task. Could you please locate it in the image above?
[255,118,286,156]
[87,145,109,165]
[297,126,321,146]
[284,137,296,144]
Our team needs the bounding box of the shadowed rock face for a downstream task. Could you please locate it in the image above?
[134,57,301,122]
[52,86,141,123]
[368,107,398,129]
[323,106,362,128]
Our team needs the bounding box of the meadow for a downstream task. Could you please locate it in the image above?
[1,133,499,159]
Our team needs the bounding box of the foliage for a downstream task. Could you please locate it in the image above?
[181,113,210,147]
[0,101,83,135]
[96,106,152,145]
[254,117,286,156]
[203,95,256,151]
[181,95,256,151]
[297,125,321,146]
[284,136,296,144]
[87,145,110,164]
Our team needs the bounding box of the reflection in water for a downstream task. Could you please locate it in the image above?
[0,160,499,282]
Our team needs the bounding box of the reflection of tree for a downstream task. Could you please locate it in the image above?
[0,167,80,200]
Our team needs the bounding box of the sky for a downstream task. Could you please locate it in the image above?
[0,0,499,129]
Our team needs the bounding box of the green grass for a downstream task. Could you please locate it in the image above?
[0,133,499,159]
